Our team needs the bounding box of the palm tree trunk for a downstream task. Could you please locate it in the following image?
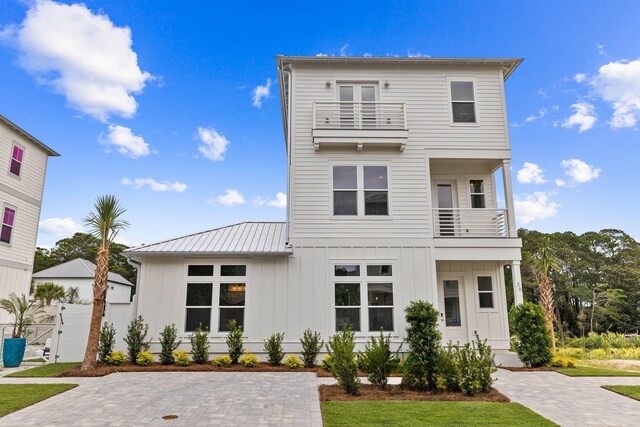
[539,275,556,352]
[81,249,110,370]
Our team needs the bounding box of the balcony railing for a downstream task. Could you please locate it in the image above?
[432,208,509,238]
[313,102,407,130]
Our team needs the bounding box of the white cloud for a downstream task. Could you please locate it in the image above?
[102,125,149,158]
[562,102,597,132]
[1,0,152,121]
[591,59,640,128]
[555,179,566,187]
[121,177,187,192]
[517,162,546,184]
[407,50,430,58]
[597,43,607,56]
[252,78,272,108]
[254,192,287,209]
[514,192,559,225]
[537,88,549,99]
[197,127,229,161]
[39,217,82,237]
[574,73,587,83]
[216,189,245,206]
[560,159,601,184]
[339,44,348,56]
[315,53,328,57]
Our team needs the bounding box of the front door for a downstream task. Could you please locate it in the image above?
[438,278,467,344]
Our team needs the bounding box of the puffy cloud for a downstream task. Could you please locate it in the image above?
[252,78,272,108]
[102,125,149,157]
[555,179,566,187]
[1,0,152,121]
[121,177,187,192]
[517,162,546,184]
[216,189,245,206]
[514,192,559,225]
[254,192,287,209]
[197,127,229,161]
[562,102,597,132]
[574,73,587,83]
[39,217,82,236]
[560,159,601,184]
[591,59,640,128]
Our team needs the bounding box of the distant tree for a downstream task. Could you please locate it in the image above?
[33,282,66,305]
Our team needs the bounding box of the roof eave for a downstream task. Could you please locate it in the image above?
[0,114,60,156]
[122,250,293,257]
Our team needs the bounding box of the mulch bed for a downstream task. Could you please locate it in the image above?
[319,384,510,402]
[498,366,557,372]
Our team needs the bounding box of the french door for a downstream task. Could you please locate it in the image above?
[339,84,378,128]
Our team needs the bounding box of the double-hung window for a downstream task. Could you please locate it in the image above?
[219,265,246,332]
[450,81,476,123]
[469,180,486,208]
[333,166,358,215]
[333,165,389,216]
[1,206,16,244]
[364,166,389,215]
[477,276,494,309]
[9,144,24,177]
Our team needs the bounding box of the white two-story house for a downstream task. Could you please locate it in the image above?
[0,114,59,323]
[124,56,524,364]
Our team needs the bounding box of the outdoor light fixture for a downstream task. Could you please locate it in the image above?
[384,81,390,88]
[325,81,332,88]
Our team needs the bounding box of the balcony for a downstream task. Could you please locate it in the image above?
[311,102,409,151]
[432,208,509,238]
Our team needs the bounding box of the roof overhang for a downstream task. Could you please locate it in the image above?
[123,250,293,257]
[0,114,60,156]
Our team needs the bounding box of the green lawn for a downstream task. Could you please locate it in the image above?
[321,401,556,426]
[6,362,80,377]
[0,384,77,417]
[602,385,640,401]
[558,366,640,377]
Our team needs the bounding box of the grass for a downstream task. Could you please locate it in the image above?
[6,362,80,377]
[321,401,557,426]
[0,384,77,417]
[558,366,640,377]
[602,385,640,401]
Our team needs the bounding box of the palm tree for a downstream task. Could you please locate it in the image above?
[533,237,560,352]
[0,293,49,338]
[81,195,129,370]
[33,282,66,305]
[65,286,80,304]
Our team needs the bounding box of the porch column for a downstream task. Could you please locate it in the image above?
[512,260,524,306]
[501,160,517,237]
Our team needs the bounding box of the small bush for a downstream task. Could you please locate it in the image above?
[226,320,244,364]
[321,354,332,371]
[239,350,259,367]
[401,301,441,391]
[213,355,232,367]
[98,322,116,363]
[458,336,495,396]
[437,343,461,392]
[173,350,190,367]
[136,351,154,366]
[555,347,584,359]
[124,316,151,364]
[509,302,552,367]
[190,324,210,364]
[550,356,577,368]
[358,330,401,389]
[326,327,360,395]
[159,324,181,365]
[300,329,324,368]
[284,354,303,369]
[105,350,127,366]
[264,333,285,366]
[589,348,608,359]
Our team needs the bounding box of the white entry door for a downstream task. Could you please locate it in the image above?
[438,277,468,344]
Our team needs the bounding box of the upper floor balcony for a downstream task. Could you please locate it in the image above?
[311,102,409,151]
[432,208,509,238]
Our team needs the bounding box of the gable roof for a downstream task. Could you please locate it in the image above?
[0,114,60,156]
[123,222,291,256]
[32,258,134,286]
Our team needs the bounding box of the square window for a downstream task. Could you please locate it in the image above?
[186,283,213,306]
[185,308,211,332]
[336,308,360,331]
[363,166,388,190]
[219,283,246,306]
[221,265,246,276]
[219,308,245,331]
[367,265,392,276]
[364,191,388,215]
[369,308,393,332]
[479,293,493,309]
[451,82,475,101]
[187,265,213,276]
[452,102,476,123]
[335,283,360,306]
[333,191,357,215]
[368,283,393,306]
[471,195,486,209]
[335,265,360,276]
[333,166,357,189]
[478,276,493,292]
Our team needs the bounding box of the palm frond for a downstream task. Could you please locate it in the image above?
[84,194,130,248]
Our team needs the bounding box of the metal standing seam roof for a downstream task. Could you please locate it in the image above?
[122,222,291,256]
[32,258,134,286]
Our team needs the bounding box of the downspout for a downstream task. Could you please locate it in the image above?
[126,256,142,317]
[278,63,293,246]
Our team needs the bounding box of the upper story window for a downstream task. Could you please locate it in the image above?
[332,165,389,216]
[450,81,476,123]
[469,180,486,208]
[9,144,24,177]
[339,83,378,128]
[1,206,16,244]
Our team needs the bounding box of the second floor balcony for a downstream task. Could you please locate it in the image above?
[432,208,509,238]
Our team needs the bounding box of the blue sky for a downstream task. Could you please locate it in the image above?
[1,0,639,247]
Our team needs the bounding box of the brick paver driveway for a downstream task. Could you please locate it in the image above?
[0,372,330,426]
[494,368,640,426]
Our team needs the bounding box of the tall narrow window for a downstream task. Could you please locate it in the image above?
[477,276,494,309]
[470,180,486,208]
[443,280,461,326]
[185,283,213,331]
[333,166,358,215]
[219,283,246,332]
[364,166,388,215]
[9,144,24,177]
[1,207,16,244]
[368,282,393,331]
[451,81,476,123]
[335,283,361,331]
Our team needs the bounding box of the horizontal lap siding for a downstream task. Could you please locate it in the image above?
[0,266,31,323]
[0,192,40,265]
[0,126,48,202]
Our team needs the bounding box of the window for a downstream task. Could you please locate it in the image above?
[364,166,388,215]
[185,283,213,331]
[9,144,24,177]
[219,283,245,331]
[1,207,16,244]
[368,283,393,331]
[469,180,486,208]
[335,283,361,331]
[332,165,389,216]
[333,166,358,215]
[477,276,494,309]
[221,265,246,276]
[450,81,476,123]
[335,265,360,276]
[188,265,213,276]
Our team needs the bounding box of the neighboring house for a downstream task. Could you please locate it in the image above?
[32,258,134,304]
[0,114,59,323]
[124,56,525,364]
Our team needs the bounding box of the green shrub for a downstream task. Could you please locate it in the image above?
[284,354,303,369]
[190,324,210,364]
[555,347,584,359]
[550,356,577,368]
[225,320,244,364]
[264,333,285,366]
[173,350,190,366]
[509,302,552,367]
[213,355,232,367]
[136,351,154,366]
[401,301,441,391]
[105,350,127,366]
[159,324,181,365]
[358,330,401,389]
[588,348,608,359]
[124,316,151,364]
[326,327,360,395]
[462,336,495,396]
[321,354,332,371]
[300,329,324,368]
[437,343,461,392]
[98,322,116,363]
[239,350,259,367]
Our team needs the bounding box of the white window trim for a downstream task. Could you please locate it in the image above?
[0,203,17,247]
[475,273,497,312]
[8,142,24,180]
[447,77,479,127]
[468,177,487,209]
[330,163,392,219]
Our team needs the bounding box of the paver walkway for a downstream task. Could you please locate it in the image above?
[494,369,640,426]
